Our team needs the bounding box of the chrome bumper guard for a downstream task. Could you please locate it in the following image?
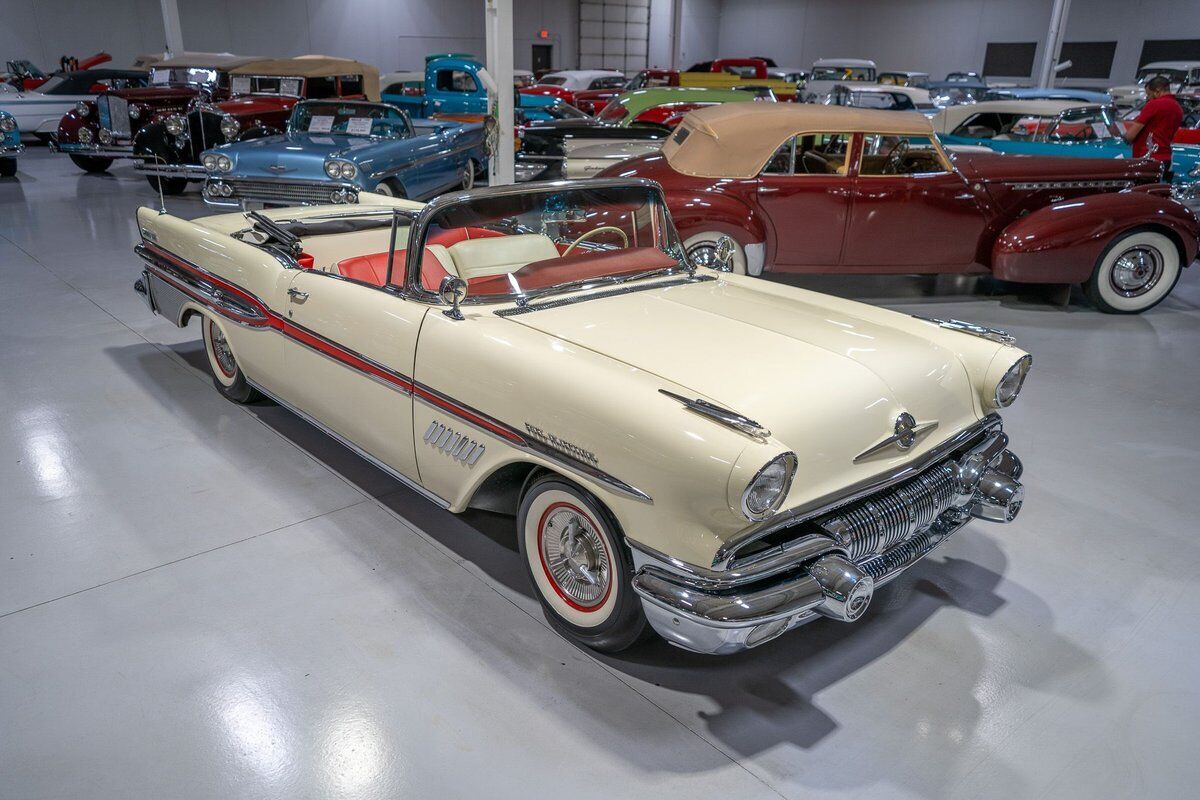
[48,139,136,158]
[631,427,1024,655]
[1,143,23,157]
[136,161,207,179]
[203,176,360,208]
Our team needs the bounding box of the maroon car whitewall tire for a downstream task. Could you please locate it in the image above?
[1084,230,1182,314]
[683,231,747,274]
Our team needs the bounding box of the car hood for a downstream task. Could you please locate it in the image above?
[952,149,1160,183]
[222,132,390,176]
[504,277,983,491]
[215,95,294,116]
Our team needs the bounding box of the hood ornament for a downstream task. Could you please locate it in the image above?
[854,413,938,462]
[266,164,293,174]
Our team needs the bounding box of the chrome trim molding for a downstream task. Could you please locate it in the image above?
[493,275,713,316]
[913,316,1015,345]
[424,420,486,466]
[853,412,939,462]
[1006,179,1133,190]
[658,389,771,441]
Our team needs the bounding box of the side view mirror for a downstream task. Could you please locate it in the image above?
[712,235,736,272]
[439,275,468,320]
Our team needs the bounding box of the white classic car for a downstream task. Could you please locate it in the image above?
[802,58,877,103]
[1109,61,1200,109]
[132,179,1030,655]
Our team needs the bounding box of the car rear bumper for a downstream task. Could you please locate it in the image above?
[630,425,1024,654]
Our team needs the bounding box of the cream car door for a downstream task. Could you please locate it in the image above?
[278,270,426,481]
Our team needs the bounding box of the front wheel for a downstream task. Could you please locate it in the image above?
[1083,230,1181,314]
[683,231,747,274]
[373,178,406,198]
[201,315,261,403]
[517,475,648,653]
[69,154,113,173]
[0,158,15,178]
[144,173,189,195]
[459,158,477,190]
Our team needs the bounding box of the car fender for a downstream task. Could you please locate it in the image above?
[665,188,766,251]
[55,106,92,143]
[992,190,1200,283]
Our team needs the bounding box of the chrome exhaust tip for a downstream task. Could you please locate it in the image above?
[809,554,875,622]
[969,468,1024,522]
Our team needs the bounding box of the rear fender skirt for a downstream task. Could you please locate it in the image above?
[135,241,651,502]
[991,191,1200,283]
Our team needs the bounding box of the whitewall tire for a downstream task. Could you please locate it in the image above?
[517,475,648,652]
[460,159,477,190]
[1084,230,1181,314]
[683,231,747,275]
[201,315,259,403]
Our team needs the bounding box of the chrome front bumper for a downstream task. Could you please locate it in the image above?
[631,426,1024,654]
[1,143,23,157]
[49,138,136,159]
[136,161,207,179]
[202,176,360,208]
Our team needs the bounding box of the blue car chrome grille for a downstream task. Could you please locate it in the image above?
[217,177,359,206]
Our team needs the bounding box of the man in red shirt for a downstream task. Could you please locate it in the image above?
[1123,75,1184,181]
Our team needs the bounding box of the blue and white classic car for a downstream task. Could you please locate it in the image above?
[201,99,489,206]
[933,100,1200,199]
[1,109,22,176]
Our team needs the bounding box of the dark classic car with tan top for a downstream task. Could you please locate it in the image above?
[604,103,1199,313]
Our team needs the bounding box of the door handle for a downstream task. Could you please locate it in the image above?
[288,288,309,301]
[759,186,778,193]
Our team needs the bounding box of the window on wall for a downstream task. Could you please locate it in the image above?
[1138,39,1200,68]
[579,0,649,72]
[982,42,1038,78]
[1057,42,1118,79]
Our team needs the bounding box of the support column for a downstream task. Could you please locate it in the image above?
[159,0,185,57]
[485,0,515,185]
[670,0,683,70]
[1036,0,1072,89]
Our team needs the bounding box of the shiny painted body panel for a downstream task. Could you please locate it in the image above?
[134,196,1022,571]
[55,85,199,152]
[386,58,494,118]
[606,140,1197,282]
[0,69,150,136]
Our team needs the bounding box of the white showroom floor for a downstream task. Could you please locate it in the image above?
[2,147,1199,800]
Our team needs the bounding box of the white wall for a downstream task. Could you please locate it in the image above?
[716,0,1200,83]
[0,0,578,74]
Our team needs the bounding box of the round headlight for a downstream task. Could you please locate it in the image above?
[219,114,240,141]
[128,105,142,121]
[339,161,357,179]
[74,101,90,117]
[164,114,185,136]
[202,153,219,171]
[741,453,797,520]
[216,155,232,173]
[324,160,341,179]
[98,128,113,145]
[993,354,1032,408]
[77,126,93,144]
[0,115,15,132]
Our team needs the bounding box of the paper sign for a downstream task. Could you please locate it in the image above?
[281,79,301,96]
[346,117,374,136]
[231,77,252,95]
[308,115,334,133]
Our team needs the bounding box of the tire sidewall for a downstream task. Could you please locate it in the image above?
[461,159,476,190]
[1087,230,1181,314]
[683,231,748,275]
[200,314,256,402]
[517,476,647,652]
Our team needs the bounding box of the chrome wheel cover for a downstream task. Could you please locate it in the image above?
[209,322,237,377]
[461,161,475,190]
[686,241,719,269]
[539,505,611,609]
[1110,245,1164,297]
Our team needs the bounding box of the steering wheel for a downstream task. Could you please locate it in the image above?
[883,139,910,174]
[562,226,629,256]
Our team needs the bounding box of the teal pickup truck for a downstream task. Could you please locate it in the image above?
[383,56,500,117]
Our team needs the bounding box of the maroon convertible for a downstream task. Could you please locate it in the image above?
[603,103,1199,313]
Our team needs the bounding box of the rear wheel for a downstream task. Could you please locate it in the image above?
[460,158,477,190]
[0,158,15,178]
[683,231,747,275]
[201,315,260,403]
[1083,230,1181,314]
[69,154,113,173]
[517,475,649,653]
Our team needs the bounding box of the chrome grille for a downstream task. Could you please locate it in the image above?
[817,461,959,561]
[107,95,130,136]
[220,178,358,206]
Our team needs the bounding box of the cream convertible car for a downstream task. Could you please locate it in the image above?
[133,180,1030,655]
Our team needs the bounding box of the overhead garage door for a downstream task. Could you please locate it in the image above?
[579,0,649,73]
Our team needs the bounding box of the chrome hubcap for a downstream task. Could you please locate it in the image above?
[541,507,610,608]
[1110,246,1163,297]
[210,323,237,376]
[686,242,719,269]
[462,162,474,189]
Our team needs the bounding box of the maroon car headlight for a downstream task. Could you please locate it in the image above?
[77,126,93,144]
[128,104,142,121]
[74,101,90,117]
[164,114,186,136]
[219,114,240,141]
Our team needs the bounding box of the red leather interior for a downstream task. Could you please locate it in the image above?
[336,227,503,289]
[297,253,315,269]
[467,247,675,294]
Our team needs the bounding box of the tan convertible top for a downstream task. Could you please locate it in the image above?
[230,56,380,100]
[146,52,267,70]
[663,103,935,179]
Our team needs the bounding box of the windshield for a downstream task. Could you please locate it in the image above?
[597,101,629,123]
[521,101,590,122]
[152,67,218,87]
[538,76,568,86]
[1137,68,1186,84]
[231,75,303,97]
[291,102,410,138]
[415,185,684,300]
[590,76,626,89]
[811,66,874,81]
[1046,107,1123,141]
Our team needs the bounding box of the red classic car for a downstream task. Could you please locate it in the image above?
[133,56,378,194]
[603,104,1199,313]
[53,53,265,173]
[573,60,798,114]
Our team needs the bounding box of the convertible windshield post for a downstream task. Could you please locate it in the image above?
[385,208,405,287]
